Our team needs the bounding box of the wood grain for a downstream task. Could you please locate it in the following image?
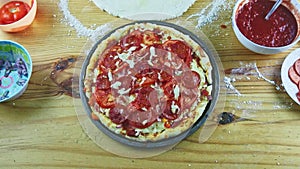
[0,0,300,168]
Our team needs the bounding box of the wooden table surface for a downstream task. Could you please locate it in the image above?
[1,0,300,168]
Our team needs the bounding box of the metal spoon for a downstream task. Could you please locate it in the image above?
[265,0,283,20]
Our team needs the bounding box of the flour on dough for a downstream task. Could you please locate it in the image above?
[92,0,196,20]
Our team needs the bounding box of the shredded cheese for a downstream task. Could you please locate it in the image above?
[171,101,180,114]
[174,85,180,100]
[118,88,131,95]
[148,46,156,66]
[108,70,113,81]
[111,81,121,89]
[167,52,172,61]
[117,46,136,68]
[140,77,147,86]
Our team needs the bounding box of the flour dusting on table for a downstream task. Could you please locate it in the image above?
[224,61,293,120]
[224,76,242,96]
[57,0,233,39]
[253,63,282,90]
[187,0,233,28]
[226,62,282,90]
[58,0,111,41]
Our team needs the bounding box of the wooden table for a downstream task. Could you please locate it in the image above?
[1,0,300,168]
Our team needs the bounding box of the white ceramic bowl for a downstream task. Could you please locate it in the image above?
[0,0,37,32]
[232,0,300,55]
[0,40,32,102]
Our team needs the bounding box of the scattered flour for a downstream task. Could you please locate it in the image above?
[224,62,293,119]
[187,0,233,28]
[224,76,242,96]
[273,102,293,110]
[58,0,111,41]
[58,0,233,39]
[226,62,282,91]
[252,63,282,90]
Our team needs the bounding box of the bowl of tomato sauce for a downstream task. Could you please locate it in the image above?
[232,0,300,55]
[0,0,37,32]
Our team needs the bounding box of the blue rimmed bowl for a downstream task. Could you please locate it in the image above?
[0,40,32,102]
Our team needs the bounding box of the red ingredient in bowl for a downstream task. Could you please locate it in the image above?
[236,0,298,47]
[0,1,31,24]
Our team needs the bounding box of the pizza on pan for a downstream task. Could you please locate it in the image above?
[83,22,213,142]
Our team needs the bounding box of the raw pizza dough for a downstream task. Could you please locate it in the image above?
[92,0,196,20]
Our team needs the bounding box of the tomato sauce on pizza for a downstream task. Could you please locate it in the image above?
[83,22,213,142]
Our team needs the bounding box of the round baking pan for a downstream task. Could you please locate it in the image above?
[79,20,220,148]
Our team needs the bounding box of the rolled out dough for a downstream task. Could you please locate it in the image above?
[92,0,196,20]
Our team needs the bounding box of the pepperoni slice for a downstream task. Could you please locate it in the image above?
[135,68,154,79]
[129,86,154,110]
[180,88,198,110]
[99,44,123,72]
[96,73,111,90]
[126,95,159,129]
[181,71,201,89]
[100,55,121,72]
[288,66,300,85]
[153,45,168,62]
[294,59,300,76]
[114,76,133,90]
[134,69,158,87]
[127,110,158,129]
[121,30,143,50]
[130,98,151,111]
[148,89,161,106]
[130,61,151,76]
[109,107,126,124]
[112,61,130,75]
[163,40,192,65]
[131,47,150,60]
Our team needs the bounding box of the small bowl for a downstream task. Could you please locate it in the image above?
[232,0,300,55]
[0,40,32,102]
[0,0,37,32]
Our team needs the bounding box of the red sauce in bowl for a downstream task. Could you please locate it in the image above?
[236,0,298,47]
